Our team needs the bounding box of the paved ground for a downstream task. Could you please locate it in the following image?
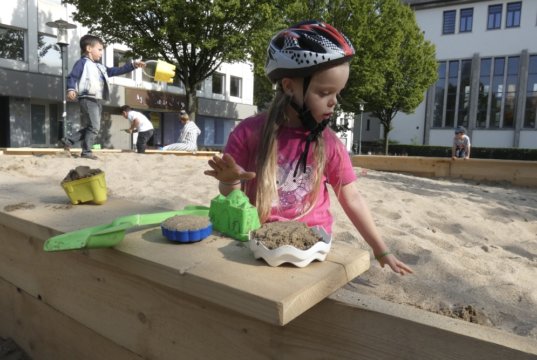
[0,338,30,360]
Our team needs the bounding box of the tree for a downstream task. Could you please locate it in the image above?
[340,0,437,154]
[63,0,276,117]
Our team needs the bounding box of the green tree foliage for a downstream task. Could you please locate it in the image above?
[251,0,437,154]
[0,27,25,61]
[341,0,437,154]
[63,0,276,116]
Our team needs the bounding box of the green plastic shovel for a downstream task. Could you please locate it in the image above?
[44,205,209,252]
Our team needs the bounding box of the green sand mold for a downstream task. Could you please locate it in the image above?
[209,190,260,241]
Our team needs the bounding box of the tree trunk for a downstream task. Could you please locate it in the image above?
[184,86,198,121]
[383,125,390,155]
[381,110,394,155]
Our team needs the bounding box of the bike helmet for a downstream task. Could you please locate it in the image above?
[265,20,355,82]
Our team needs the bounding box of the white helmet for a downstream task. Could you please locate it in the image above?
[265,20,355,82]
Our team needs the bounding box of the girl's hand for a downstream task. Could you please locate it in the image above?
[204,153,256,183]
[377,253,413,275]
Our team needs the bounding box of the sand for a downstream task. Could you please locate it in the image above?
[1,151,536,340]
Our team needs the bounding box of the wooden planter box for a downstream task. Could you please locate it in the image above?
[1,182,536,359]
[351,156,537,188]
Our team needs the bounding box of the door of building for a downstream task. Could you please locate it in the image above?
[0,97,9,147]
[31,104,46,145]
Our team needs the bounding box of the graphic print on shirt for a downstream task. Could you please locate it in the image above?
[274,154,314,216]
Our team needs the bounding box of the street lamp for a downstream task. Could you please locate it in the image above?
[357,100,366,155]
[46,19,76,141]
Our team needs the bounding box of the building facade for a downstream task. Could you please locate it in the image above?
[0,0,257,150]
[376,0,537,149]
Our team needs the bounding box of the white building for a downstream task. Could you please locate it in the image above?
[373,0,537,150]
[0,0,257,150]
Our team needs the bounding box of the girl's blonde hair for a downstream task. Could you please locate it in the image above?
[249,84,327,223]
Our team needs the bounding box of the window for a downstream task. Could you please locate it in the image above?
[459,8,473,33]
[171,77,184,89]
[201,117,233,146]
[433,59,472,128]
[477,58,492,128]
[457,60,472,127]
[480,56,519,129]
[38,34,61,75]
[434,55,527,130]
[445,60,459,128]
[230,76,242,98]
[113,50,133,79]
[506,2,521,28]
[212,72,224,95]
[0,26,25,61]
[490,57,505,128]
[433,62,446,127]
[524,55,537,128]
[443,10,456,34]
[503,56,519,128]
[487,4,502,30]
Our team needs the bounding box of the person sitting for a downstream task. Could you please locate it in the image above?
[162,111,201,151]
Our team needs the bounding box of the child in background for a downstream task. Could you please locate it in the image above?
[61,34,145,159]
[204,20,412,275]
[452,126,471,159]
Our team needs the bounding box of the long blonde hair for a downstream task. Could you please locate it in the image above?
[251,85,327,223]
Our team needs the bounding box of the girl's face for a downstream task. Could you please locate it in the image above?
[87,43,104,62]
[284,63,350,126]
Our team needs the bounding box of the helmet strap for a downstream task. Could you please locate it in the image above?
[288,77,330,178]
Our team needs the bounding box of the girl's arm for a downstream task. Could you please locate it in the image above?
[334,182,413,275]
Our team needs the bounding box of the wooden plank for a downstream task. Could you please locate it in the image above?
[0,147,217,158]
[110,226,369,325]
[285,294,537,360]
[0,278,141,360]
[352,155,537,187]
[0,187,370,326]
[1,147,122,156]
[145,149,220,157]
[1,223,535,359]
[0,223,275,359]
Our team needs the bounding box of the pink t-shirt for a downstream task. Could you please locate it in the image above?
[224,113,357,233]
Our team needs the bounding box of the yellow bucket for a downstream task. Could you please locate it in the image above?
[143,60,176,83]
[62,172,107,205]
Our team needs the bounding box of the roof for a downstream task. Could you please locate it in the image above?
[403,0,494,9]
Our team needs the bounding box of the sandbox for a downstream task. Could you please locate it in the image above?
[1,186,536,359]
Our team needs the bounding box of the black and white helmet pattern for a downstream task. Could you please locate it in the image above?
[265,20,355,82]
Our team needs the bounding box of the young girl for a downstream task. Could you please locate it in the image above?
[204,20,412,275]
